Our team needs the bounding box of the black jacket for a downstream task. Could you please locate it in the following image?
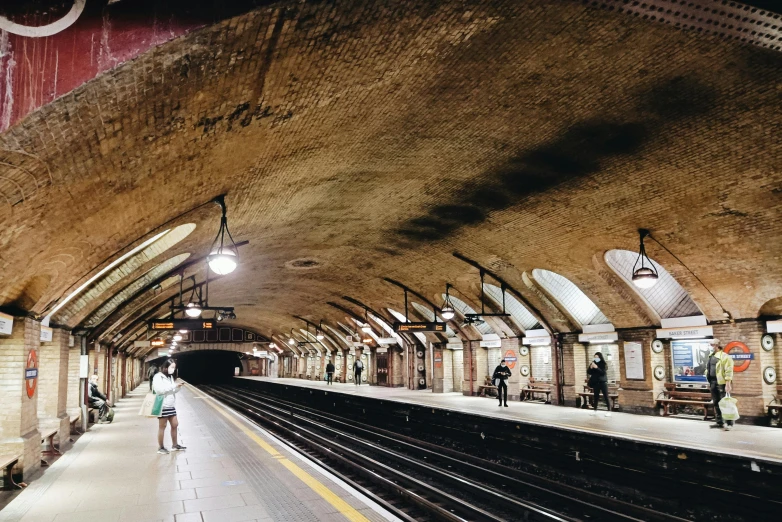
[587,360,607,385]
[88,382,107,403]
[354,361,364,373]
[492,365,512,382]
[326,362,335,373]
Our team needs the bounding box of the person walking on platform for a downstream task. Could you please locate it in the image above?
[326,360,335,385]
[588,352,611,417]
[706,339,735,431]
[354,358,364,385]
[152,359,186,454]
[147,364,158,391]
[492,359,512,407]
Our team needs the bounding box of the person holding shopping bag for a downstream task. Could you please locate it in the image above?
[705,339,735,431]
[152,359,186,454]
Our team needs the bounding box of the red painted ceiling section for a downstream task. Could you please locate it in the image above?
[0,1,264,132]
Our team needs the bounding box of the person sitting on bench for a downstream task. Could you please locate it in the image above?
[88,374,110,423]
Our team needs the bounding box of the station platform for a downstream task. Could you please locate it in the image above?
[0,385,399,522]
[239,377,782,464]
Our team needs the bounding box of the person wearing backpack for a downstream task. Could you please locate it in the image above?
[326,360,335,385]
[705,339,735,431]
[587,352,611,417]
[354,357,364,385]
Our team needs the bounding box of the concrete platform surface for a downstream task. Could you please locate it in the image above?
[0,385,399,522]
[239,377,782,463]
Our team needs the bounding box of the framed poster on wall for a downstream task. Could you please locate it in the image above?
[623,342,644,380]
[671,340,711,383]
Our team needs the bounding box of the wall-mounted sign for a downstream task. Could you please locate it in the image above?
[377,337,398,345]
[40,326,53,342]
[0,312,12,336]
[767,320,782,333]
[623,342,644,380]
[479,339,502,348]
[434,351,442,368]
[725,341,753,373]
[257,350,268,356]
[148,319,215,331]
[655,326,713,339]
[503,350,517,369]
[376,347,388,353]
[578,332,619,343]
[25,349,38,398]
[522,336,551,346]
[134,340,151,348]
[671,340,710,383]
[394,322,446,333]
[79,354,89,378]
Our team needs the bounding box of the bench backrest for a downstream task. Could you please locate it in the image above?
[667,391,711,400]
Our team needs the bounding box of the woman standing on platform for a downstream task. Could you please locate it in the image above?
[587,352,611,417]
[153,359,186,454]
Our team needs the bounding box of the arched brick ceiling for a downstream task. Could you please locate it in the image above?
[1,0,782,349]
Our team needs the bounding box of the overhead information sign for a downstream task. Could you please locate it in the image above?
[148,319,215,331]
[394,322,446,333]
[0,312,12,335]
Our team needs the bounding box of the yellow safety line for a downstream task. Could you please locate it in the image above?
[190,385,370,522]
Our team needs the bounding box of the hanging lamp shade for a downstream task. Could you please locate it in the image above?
[440,284,456,320]
[185,302,202,317]
[632,229,659,289]
[207,195,239,275]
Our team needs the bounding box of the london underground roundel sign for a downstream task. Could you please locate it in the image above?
[504,350,518,369]
[725,341,753,373]
[25,349,38,398]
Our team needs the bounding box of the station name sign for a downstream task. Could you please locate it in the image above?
[148,319,215,331]
[394,322,446,333]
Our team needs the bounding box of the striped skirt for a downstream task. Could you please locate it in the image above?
[160,406,177,418]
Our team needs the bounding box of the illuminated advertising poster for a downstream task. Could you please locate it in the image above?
[671,340,711,383]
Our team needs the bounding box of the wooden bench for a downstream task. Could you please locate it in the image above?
[577,385,619,410]
[656,383,713,420]
[521,385,552,403]
[41,428,61,466]
[477,385,498,397]
[1,453,23,490]
[70,414,82,434]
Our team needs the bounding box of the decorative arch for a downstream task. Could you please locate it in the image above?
[531,269,609,327]
[604,249,701,319]
[444,294,496,335]
[482,283,539,331]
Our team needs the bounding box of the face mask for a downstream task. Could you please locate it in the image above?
[594,357,600,363]
[168,367,176,375]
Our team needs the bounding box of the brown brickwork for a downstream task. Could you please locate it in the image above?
[0,1,781,419]
[37,328,71,449]
[0,318,42,478]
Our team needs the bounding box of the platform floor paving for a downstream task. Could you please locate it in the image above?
[0,385,399,522]
[240,377,782,463]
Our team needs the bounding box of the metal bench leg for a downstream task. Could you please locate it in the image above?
[3,465,23,490]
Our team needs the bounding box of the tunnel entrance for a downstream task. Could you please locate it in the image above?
[162,350,245,385]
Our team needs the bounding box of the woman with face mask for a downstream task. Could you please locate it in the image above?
[587,352,611,417]
[152,358,186,454]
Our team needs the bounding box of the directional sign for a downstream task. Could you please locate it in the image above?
[148,319,215,331]
[394,322,446,333]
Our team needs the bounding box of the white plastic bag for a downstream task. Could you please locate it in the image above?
[719,393,740,421]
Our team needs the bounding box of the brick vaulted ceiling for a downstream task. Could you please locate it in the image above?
[1,0,782,349]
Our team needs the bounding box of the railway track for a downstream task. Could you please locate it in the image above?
[200,384,684,522]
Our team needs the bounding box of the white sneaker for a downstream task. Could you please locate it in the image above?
[605,412,612,417]
[589,410,596,416]
[724,424,733,431]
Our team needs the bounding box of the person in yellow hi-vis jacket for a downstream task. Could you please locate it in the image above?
[705,339,735,431]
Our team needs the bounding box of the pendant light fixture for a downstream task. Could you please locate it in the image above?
[440,283,455,320]
[316,321,325,341]
[185,302,202,318]
[207,195,239,275]
[288,329,296,345]
[173,333,182,341]
[632,229,659,289]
